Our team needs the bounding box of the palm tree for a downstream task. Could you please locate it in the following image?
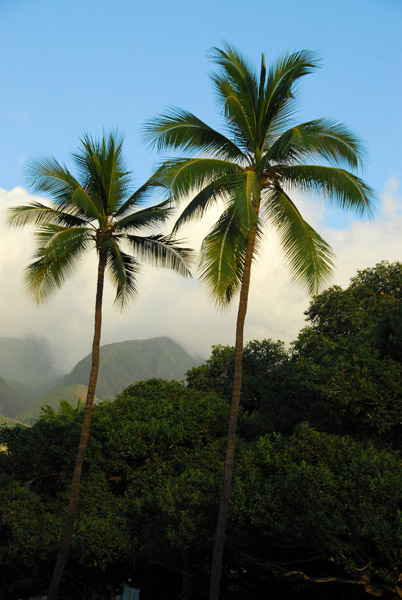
[144,45,375,600]
[7,132,192,600]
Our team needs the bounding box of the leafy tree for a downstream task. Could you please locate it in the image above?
[3,379,402,598]
[7,132,192,599]
[145,44,375,599]
[186,339,300,438]
[0,379,229,599]
[230,425,402,598]
[293,262,402,447]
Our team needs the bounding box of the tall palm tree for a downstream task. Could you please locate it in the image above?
[144,45,375,600]
[7,132,192,600]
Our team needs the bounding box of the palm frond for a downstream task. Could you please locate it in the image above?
[172,180,230,233]
[143,108,245,161]
[70,188,103,221]
[155,157,242,202]
[115,200,173,232]
[73,131,132,216]
[278,164,376,216]
[211,74,256,151]
[7,202,90,228]
[24,227,93,303]
[199,207,250,305]
[264,187,334,295]
[227,170,260,228]
[127,234,194,277]
[262,50,319,140]
[25,157,84,210]
[266,119,365,169]
[106,240,139,309]
[209,44,258,146]
[114,179,164,219]
[25,156,103,222]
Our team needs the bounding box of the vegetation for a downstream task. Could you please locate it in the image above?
[145,44,375,599]
[6,132,192,599]
[1,37,393,600]
[1,262,401,599]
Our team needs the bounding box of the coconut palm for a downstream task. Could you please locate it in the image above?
[144,45,375,600]
[7,131,192,600]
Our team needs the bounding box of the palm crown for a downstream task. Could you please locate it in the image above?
[8,131,192,305]
[145,45,375,301]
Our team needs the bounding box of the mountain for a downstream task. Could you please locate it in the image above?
[61,337,198,399]
[0,336,199,424]
[0,336,59,384]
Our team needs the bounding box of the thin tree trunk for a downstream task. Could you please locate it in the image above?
[47,249,107,600]
[209,224,258,600]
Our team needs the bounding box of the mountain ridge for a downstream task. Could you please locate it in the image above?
[61,336,197,399]
[0,336,199,423]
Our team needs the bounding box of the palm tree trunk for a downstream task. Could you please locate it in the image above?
[209,224,258,600]
[47,249,107,600]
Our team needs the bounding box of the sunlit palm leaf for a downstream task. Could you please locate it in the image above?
[266,119,365,169]
[199,208,249,305]
[155,157,243,201]
[114,179,162,218]
[228,170,260,227]
[209,45,258,147]
[172,180,231,233]
[211,74,256,151]
[7,202,90,228]
[74,131,132,215]
[263,50,318,139]
[25,157,103,222]
[115,200,173,232]
[143,108,245,161]
[127,234,194,277]
[107,240,139,308]
[278,164,375,216]
[264,187,334,294]
[25,227,93,303]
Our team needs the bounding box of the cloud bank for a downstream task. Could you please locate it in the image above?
[0,180,401,372]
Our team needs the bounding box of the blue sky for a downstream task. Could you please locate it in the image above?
[2,0,401,203]
[1,0,402,368]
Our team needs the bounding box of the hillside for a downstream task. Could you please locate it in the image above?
[61,337,198,399]
[18,384,99,424]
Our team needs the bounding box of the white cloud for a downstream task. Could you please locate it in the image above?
[0,180,401,373]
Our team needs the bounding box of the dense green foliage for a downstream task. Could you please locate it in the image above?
[1,263,402,599]
[293,261,402,448]
[2,382,402,598]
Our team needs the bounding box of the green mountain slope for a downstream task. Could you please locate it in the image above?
[62,337,198,399]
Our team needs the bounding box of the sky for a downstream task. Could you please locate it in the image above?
[0,0,401,372]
